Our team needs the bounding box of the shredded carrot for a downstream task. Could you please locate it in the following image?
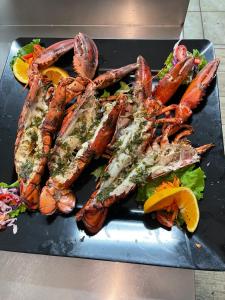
[28,57,33,65]
[155,176,180,193]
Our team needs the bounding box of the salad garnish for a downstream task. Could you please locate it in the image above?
[10,38,41,70]
[138,165,206,231]
[0,181,27,234]
[157,43,207,83]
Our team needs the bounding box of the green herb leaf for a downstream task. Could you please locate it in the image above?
[100,90,110,98]
[8,203,27,218]
[0,180,19,188]
[180,167,205,200]
[10,38,41,70]
[115,81,131,95]
[91,165,106,181]
[157,52,173,80]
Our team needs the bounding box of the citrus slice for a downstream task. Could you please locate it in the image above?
[12,57,29,84]
[42,66,69,86]
[144,187,199,232]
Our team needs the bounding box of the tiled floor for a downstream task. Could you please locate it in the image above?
[185,1,225,299]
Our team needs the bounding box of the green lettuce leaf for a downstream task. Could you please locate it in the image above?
[10,38,41,70]
[91,165,106,181]
[100,89,111,98]
[180,167,205,200]
[114,81,131,95]
[8,203,27,218]
[137,165,206,202]
[157,52,173,80]
[0,180,19,188]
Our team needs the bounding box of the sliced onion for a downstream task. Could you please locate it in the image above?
[0,185,23,234]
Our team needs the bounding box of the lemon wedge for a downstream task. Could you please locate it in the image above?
[13,57,29,84]
[42,66,69,86]
[144,187,199,232]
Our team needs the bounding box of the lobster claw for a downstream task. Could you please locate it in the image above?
[135,55,152,101]
[153,56,194,104]
[73,32,98,79]
[34,39,74,69]
[178,58,220,112]
[166,58,220,136]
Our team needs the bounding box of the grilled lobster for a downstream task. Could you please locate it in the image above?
[14,33,98,209]
[76,54,219,234]
[39,63,138,215]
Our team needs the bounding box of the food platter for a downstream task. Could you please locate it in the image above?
[0,38,225,270]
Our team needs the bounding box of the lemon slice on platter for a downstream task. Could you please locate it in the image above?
[144,187,199,232]
[42,66,69,86]
[12,57,29,84]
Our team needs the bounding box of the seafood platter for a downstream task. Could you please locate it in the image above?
[0,35,225,270]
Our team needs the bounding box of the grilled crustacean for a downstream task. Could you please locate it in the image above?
[28,33,98,103]
[39,63,138,215]
[76,54,219,234]
[14,33,99,210]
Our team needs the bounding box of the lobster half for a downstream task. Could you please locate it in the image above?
[39,63,138,215]
[14,33,99,209]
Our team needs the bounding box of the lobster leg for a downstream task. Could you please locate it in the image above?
[93,63,138,89]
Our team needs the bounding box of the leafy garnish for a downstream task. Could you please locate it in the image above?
[157,48,207,82]
[91,165,106,181]
[8,203,27,218]
[10,38,41,70]
[137,165,206,202]
[157,52,173,80]
[0,180,19,188]
[180,166,205,200]
[115,81,131,95]
[100,89,111,98]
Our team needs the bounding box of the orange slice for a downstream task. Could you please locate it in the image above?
[12,57,29,84]
[144,187,199,232]
[42,66,69,87]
